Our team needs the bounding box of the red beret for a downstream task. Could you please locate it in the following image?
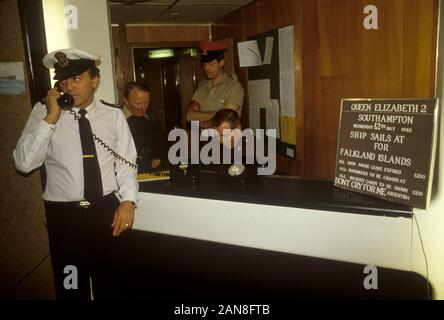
[198,41,227,62]
[198,41,227,52]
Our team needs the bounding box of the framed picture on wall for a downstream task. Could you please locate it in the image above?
[0,62,25,95]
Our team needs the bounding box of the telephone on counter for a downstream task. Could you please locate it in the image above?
[170,162,200,185]
[217,162,263,187]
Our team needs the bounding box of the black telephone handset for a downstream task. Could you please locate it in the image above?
[55,84,75,110]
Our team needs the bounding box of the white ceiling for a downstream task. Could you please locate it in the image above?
[109,0,256,24]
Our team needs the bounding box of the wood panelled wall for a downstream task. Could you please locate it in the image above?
[213,0,438,179]
[125,25,209,43]
[111,25,209,47]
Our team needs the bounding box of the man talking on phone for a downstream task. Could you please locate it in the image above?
[13,48,138,300]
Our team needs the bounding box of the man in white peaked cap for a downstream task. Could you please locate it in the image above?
[13,48,138,300]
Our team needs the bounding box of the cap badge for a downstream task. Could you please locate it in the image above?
[55,52,69,68]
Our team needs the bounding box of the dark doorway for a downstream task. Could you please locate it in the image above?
[161,57,180,133]
[17,0,51,105]
[133,47,201,133]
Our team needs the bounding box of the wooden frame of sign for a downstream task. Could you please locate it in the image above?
[334,98,439,209]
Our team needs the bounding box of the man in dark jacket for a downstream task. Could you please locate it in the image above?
[122,81,167,173]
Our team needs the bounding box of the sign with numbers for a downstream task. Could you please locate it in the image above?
[334,99,439,209]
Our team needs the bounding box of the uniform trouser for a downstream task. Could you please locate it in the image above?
[44,193,127,300]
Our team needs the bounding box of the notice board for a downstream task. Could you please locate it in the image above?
[241,25,296,159]
[334,98,439,209]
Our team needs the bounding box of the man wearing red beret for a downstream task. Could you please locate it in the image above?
[186,41,244,128]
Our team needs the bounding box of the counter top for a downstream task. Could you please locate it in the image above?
[139,172,412,218]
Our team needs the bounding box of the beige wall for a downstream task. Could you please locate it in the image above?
[0,0,54,299]
[42,0,117,103]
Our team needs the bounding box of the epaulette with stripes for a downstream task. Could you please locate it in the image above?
[100,100,122,109]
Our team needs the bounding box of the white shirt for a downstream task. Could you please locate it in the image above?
[13,100,138,203]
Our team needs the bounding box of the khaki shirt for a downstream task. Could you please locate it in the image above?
[192,72,244,115]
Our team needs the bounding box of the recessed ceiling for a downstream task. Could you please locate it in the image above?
[109,0,256,24]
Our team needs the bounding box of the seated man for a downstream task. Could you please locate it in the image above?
[212,107,242,149]
[209,109,259,183]
[122,81,168,173]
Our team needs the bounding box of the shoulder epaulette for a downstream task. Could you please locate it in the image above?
[100,100,122,109]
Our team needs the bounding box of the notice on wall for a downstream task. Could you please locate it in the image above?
[278,25,296,118]
[334,99,439,209]
[248,79,271,130]
[237,40,262,67]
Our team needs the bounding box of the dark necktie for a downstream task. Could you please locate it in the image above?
[78,109,103,203]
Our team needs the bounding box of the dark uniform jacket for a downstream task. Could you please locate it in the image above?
[126,110,168,173]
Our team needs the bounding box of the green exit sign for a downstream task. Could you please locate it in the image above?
[148,49,174,59]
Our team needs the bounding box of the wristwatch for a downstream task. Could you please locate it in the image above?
[125,200,137,209]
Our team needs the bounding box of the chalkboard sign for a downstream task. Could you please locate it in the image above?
[334,98,439,209]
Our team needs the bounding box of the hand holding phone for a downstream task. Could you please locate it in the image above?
[44,83,74,124]
[55,83,75,110]
[43,87,62,124]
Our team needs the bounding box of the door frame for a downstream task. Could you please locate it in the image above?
[128,42,201,83]
[128,42,203,130]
